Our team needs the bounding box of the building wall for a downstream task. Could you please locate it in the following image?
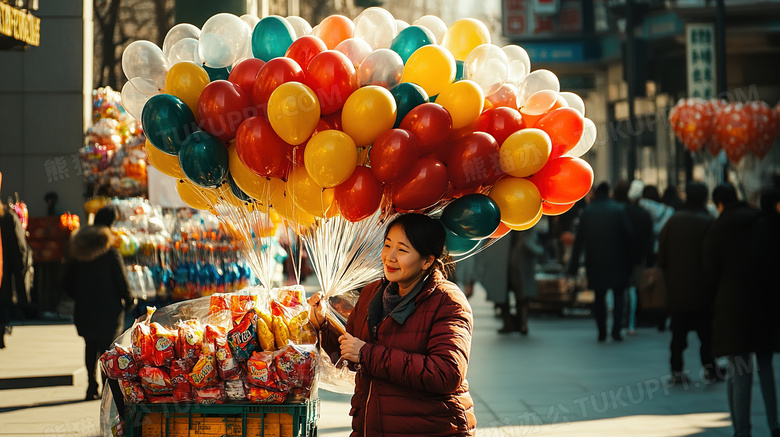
[0,0,92,217]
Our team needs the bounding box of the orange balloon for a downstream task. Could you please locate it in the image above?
[519,89,558,127]
[542,201,575,216]
[314,15,355,49]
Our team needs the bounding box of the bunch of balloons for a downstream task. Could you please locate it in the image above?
[125,7,596,258]
[670,98,778,164]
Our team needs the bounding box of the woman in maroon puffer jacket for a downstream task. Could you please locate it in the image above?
[309,213,477,436]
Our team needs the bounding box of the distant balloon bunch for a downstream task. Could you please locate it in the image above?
[669,98,779,164]
[121,7,595,251]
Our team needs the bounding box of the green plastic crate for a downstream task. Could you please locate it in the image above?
[123,399,319,437]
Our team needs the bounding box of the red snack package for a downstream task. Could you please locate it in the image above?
[150,322,176,367]
[131,323,154,367]
[175,319,203,360]
[100,344,138,380]
[170,358,195,403]
[273,285,305,309]
[275,343,317,391]
[246,350,281,390]
[148,395,175,404]
[225,377,247,401]
[228,310,258,361]
[229,294,256,323]
[208,294,231,326]
[119,378,145,404]
[138,366,173,396]
[189,345,218,389]
[246,386,287,404]
[195,385,226,405]
[206,324,239,380]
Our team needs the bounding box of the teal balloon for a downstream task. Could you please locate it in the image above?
[178,131,229,188]
[252,16,295,62]
[455,60,465,81]
[227,173,251,202]
[141,94,196,156]
[441,194,501,240]
[390,26,435,64]
[204,65,230,81]
[390,82,428,128]
[444,226,481,256]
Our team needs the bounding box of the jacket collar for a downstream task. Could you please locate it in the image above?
[367,270,441,338]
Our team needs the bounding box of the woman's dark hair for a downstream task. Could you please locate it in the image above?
[642,185,662,202]
[94,205,118,227]
[612,180,630,203]
[384,213,451,277]
[712,183,738,207]
[684,181,709,209]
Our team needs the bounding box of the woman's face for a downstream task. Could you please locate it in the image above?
[381,224,433,290]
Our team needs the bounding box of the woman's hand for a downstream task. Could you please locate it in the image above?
[339,332,366,363]
[307,291,326,329]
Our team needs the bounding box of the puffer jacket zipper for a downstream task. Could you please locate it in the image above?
[364,380,373,436]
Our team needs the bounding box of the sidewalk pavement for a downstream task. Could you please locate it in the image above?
[1,284,777,436]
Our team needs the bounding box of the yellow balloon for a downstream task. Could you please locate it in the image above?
[402,45,456,98]
[304,130,358,188]
[507,207,543,231]
[287,166,335,217]
[176,178,219,210]
[165,61,210,119]
[146,139,185,178]
[435,80,484,129]
[341,86,397,147]
[499,128,552,178]
[441,18,491,61]
[228,144,275,204]
[488,177,542,227]
[267,82,321,146]
[269,183,317,230]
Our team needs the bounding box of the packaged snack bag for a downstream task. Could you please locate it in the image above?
[228,309,258,360]
[175,319,203,360]
[208,294,232,327]
[138,366,173,396]
[247,386,287,404]
[256,313,275,351]
[225,376,247,401]
[189,345,218,389]
[287,311,317,345]
[246,350,281,390]
[195,385,226,405]
[148,395,175,404]
[275,344,317,391]
[119,378,145,403]
[274,285,305,309]
[150,322,176,367]
[229,293,257,323]
[131,321,154,367]
[206,324,239,380]
[272,315,290,349]
[170,358,195,402]
[100,344,138,380]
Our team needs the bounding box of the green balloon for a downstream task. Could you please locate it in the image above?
[455,60,465,82]
[444,226,481,256]
[390,26,435,64]
[252,16,295,62]
[178,131,229,188]
[204,65,230,81]
[390,82,428,128]
[227,173,251,202]
[441,194,501,240]
[141,94,196,156]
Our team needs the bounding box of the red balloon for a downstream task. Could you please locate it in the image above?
[444,132,500,189]
[305,50,357,115]
[542,201,575,216]
[486,83,519,109]
[488,221,512,238]
[285,35,328,71]
[252,57,305,113]
[535,107,585,159]
[334,166,384,222]
[389,157,449,211]
[369,129,419,183]
[235,116,291,180]
[399,103,453,157]
[321,109,343,131]
[475,106,526,145]
[529,157,593,205]
[228,58,265,97]
[198,80,254,142]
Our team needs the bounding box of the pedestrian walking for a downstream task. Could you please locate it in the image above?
[0,201,32,349]
[703,183,779,437]
[308,213,476,436]
[567,182,634,342]
[63,206,132,400]
[503,226,545,335]
[657,181,722,385]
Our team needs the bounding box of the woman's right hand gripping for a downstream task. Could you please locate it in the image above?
[307,291,327,330]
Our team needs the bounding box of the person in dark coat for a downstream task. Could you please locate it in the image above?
[503,226,545,335]
[658,181,721,385]
[613,180,654,335]
[309,214,476,436]
[63,206,132,400]
[703,183,779,437]
[567,182,634,342]
[0,202,32,349]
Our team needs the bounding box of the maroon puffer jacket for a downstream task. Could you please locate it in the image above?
[321,270,476,436]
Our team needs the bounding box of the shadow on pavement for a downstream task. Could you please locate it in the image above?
[0,397,97,414]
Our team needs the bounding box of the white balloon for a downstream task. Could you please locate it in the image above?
[502,44,531,86]
[122,40,168,90]
[354,7,397,50]
[335,38,373,69]
[560,91,585,116]
[166,37,200,66]
[241,14,260,31]
[286,16,313,38]
[518,69,560,106]
[413,15,447,45]
[464,44,509,96]
[395,19,410,33]
[357,48,404,89]
[162,23,200,58]
[198,13,251,68]
[121,77,159,120]
[565,117,597,158]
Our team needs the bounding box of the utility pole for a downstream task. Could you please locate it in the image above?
[625,0,637,180]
